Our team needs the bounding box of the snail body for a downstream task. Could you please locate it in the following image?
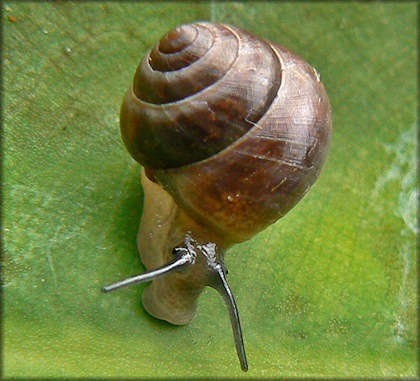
[103,21,332,372]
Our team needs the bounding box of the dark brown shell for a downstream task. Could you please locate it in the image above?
[120,21,332,243]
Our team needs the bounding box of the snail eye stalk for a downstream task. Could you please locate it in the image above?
[101,251,192,293]
[211,265,248,372]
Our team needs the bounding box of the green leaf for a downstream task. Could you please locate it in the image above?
[3,1,417,378]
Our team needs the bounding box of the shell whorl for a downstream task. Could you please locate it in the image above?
[120,22,282,169]
[121,21,332,243]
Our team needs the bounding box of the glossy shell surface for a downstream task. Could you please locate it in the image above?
[121,21,332,243]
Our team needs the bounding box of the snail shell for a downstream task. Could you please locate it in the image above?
[104,21,332,372]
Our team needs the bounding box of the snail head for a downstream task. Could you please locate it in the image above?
[102,233,248,372]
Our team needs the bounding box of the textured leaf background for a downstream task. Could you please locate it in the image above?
[3,1,418,378]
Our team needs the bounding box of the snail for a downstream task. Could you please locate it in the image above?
[102,21,332,372]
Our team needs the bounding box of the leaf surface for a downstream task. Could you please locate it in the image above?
[3,1,417,378]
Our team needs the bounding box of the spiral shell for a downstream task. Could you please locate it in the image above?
[120,21,332,243]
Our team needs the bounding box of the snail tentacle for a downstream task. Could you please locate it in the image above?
[211,264,248,372]
[101,251,194,293]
